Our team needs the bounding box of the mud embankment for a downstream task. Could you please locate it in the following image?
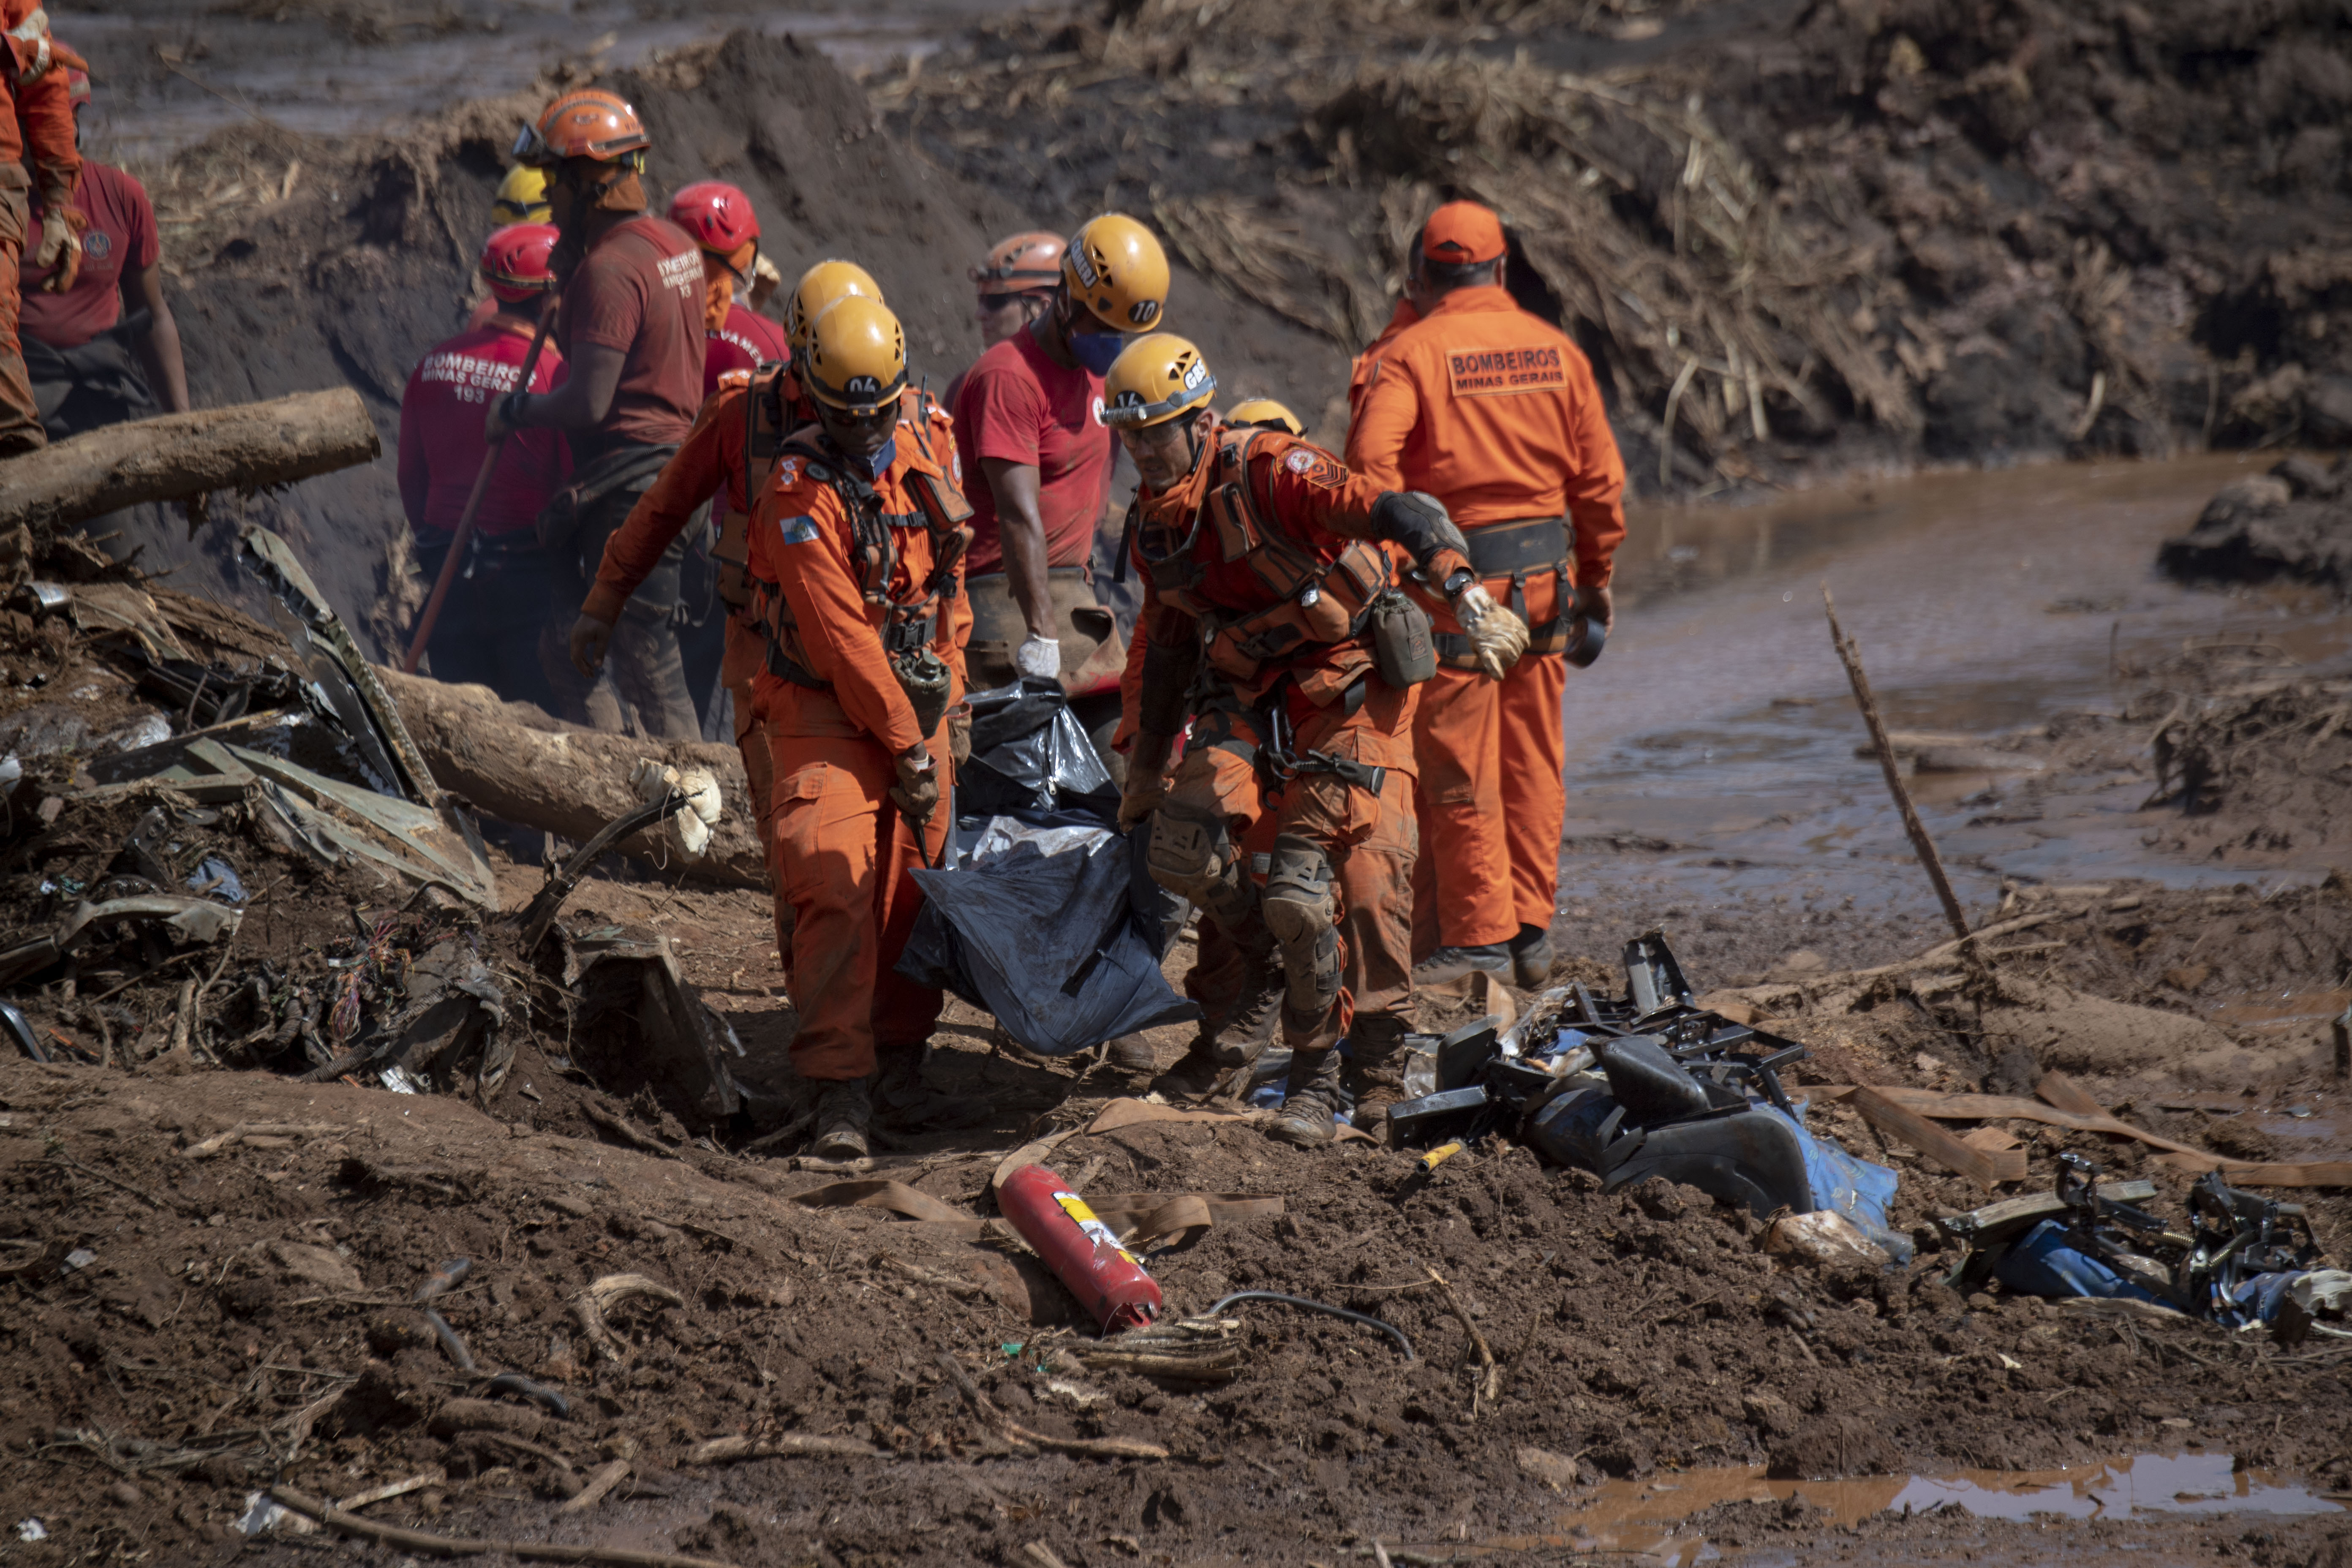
[890,0,2352,495]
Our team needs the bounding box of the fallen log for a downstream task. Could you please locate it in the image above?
[0,389,380,538]
[375,665,765,890]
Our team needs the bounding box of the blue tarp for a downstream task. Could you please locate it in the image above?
[1993,1220,2170,1306]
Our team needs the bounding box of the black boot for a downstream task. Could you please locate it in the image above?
[1509,923,1558,989]
[809,1076,873,1160]
[1268,1048,1343,1148]
[1412,943,1511,986]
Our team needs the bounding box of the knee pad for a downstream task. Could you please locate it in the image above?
[1147,808,1253,934]
[1260,834,1340,1021]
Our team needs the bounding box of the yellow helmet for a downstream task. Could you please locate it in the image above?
[491,164,550,226]
[1062,213,1171,332]
[1102,334,1216,429]
[786,260,885,357]
[803,295,908,415]
[1225,398,1304,437]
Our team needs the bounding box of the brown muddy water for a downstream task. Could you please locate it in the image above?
[1563,452,2352,929]
[1540,1451,2347,1567]
[71,0,994,163]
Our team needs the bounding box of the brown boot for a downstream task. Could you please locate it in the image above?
[809,1076,873,1160]
[1268,1048,1342,1148]
[1345,1013,1410,1138]
[1108,1033,1158,1074]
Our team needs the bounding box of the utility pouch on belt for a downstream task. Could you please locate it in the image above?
[1367,589,1435,689]
[535,444,675,553]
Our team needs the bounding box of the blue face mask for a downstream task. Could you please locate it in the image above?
[1068,328,1127,376]
[854,436,898,481]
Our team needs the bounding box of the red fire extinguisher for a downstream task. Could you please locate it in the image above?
[998,1163,1162,1332]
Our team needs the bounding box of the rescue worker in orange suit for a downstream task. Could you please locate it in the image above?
[570,261,959,979]
[746,296,974,1160]
[0,7,85,457]
[1347,200,1624,989]
[1108,333,1527,1144]
[951,214,1166,697]
[490,89,705,741]
[400,223,569,710]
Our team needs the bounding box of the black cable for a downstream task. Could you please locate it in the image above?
[1206,1290,1414,1360]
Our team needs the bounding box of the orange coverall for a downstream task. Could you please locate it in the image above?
[744,429,971,1082]
[1346,282,1626,953]
[1124,426,1435,1053]
[0,5,82,452]
[586,370,960,867]
[1346,299,1417,427]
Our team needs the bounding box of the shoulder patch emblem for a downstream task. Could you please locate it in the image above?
[777,514,820,546]
[1282,447,1345,487]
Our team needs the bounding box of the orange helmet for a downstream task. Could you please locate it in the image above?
[972,231,1064,299]
[785,260,885,357]
[512,89,649,168]
[1062,213,1170,331]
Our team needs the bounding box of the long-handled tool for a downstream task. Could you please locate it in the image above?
[401,310,558,674]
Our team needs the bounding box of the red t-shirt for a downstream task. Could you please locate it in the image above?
[951,327,1115,577]
[702,301,787,400]
[397,321,571,538]
[557,214,706,456]
[20,162,160,349]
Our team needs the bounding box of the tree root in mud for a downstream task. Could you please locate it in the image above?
[933,1351,1170,1461]
[266,1484,740,1568]
[570,1274,686,1364]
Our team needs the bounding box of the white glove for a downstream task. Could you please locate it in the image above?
[1453,583,1531,681]
[631,760,724,860]
[1014,634,1062,681]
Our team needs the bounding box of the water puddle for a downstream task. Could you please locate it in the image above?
[1558,453,2352,927]
[1505,1452,2348,1566]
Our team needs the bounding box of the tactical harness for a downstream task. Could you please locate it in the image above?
[752,410,973,724]
[1132,430,1398,687]
[1132,429,1396,800]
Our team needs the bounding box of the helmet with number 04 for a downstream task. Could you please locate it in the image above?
[1102,334,1216,429]
[1225,398,1303,436]
[1061,213,1170,332]
[480,223,560,303]
[802,295,908,416]
[785,260,885,356]
[512,88,649,167]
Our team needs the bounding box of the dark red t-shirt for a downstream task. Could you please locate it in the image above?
[702,301,788,400]
[20,161,160,349]
[558,214,706,456]
[951,327,1115,577]
[397,321,571,538]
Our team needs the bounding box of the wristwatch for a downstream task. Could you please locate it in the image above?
[1441,568,1477,600]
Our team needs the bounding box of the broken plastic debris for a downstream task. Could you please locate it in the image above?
[61,1248,96,1272]
[233,1493,314,1536]
[15,1519,46,1542]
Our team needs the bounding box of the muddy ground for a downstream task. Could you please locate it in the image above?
[3,538,2350,1568]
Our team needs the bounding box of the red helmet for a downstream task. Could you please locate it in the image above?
[512,89,649,167]
[972,230,1064,297]
[481,223,560,303]
[668,181,758,255]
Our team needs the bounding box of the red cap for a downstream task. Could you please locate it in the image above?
[1421,200,1505,265]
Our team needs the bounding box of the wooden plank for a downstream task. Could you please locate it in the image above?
[2155,1157,2352,1187]
[2034,1071,2107,1118]
[1851,1087,2023,1189]
[1961,1126,2021,1152]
